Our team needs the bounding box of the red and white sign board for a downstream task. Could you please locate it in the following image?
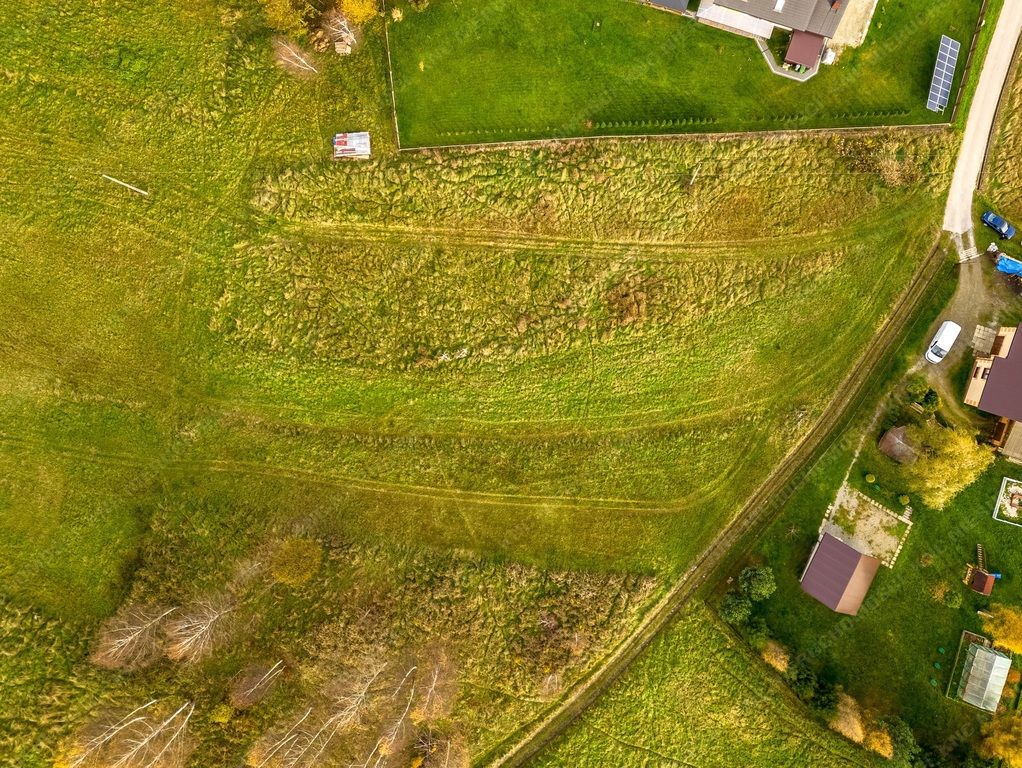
[333,132,371,159]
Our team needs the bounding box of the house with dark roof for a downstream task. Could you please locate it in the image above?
[878,426,917,465]
[695,0,849,68]
[799,532,880,615]
[965,325,1022,462]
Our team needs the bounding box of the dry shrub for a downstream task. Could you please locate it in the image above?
[829,693,865,743]
[605,274,652,328]
[271,538,323,586]
[865,727,894,758]
[91,604,176,671]
[931,581,950,603]
[761,640,789,673]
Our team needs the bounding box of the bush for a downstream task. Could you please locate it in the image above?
[811,678,839,714]
[271,538,323,586]
[906,375,929,403]
[739,566,776,602]
[340,0,378,25]
[784,658,817,701]
[943,589,963,609]
[898,494,910,506]
[719,591,752,625]
[744,617,770,650]
[261,0,315,35]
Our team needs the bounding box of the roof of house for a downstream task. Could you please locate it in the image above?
[878,426,917,465]
[958,643,1011,712]
[785,30,826,67]
[969,569,995,596]
[711,0,848,37]
[800,533,881,615]
[979,324,1022,422]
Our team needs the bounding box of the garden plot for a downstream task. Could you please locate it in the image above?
[821,483,912,567]
[993,477,1022,527]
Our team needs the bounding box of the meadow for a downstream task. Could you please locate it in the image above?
[387,0,983,146]
[533,604,881,767]
[0,0,968,764]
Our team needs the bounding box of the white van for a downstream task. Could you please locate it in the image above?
[925,320,962,364]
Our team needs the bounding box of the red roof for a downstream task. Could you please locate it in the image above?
[785,30,826,68]
[800,533,881,615]
[970,570,995,596]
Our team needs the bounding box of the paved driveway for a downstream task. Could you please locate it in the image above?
[943,2,1022,236]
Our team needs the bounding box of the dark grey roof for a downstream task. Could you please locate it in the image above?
[712,0,848,38]
[979,324,1022,423]
[957,644,1011,712]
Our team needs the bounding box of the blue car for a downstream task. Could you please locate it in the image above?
[982,210,1017,240]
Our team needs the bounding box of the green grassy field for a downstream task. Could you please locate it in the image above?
[0,0,968,764]
[534,603,881,767]
[388,0,982,146]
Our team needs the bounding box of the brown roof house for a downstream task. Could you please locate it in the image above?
[695,0,848,67]
[878,426,918,465]
[800,532,881,615]
[965,325,1022,462]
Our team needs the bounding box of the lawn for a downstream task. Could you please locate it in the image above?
[0,0,967,764]
[533,603,881,767]
[387,0,984,146]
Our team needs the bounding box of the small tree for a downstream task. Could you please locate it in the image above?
[903,423,993,509]
[261,0,315,35]
[339,0,377,25]
[784,658,817,702]
[739,566,776,602]
[982,605,1022,654]
[906,375,929,403]
[719,591,752,625]
[980,714,1022,767]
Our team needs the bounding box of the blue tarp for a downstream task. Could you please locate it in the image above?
[996,254,1022,277]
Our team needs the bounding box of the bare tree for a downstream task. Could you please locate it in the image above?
[376,667,417,762]
[413,730,469,768]
[411,653,455,725]
[91,605,177,671]
[248,660,387,768]
[164,598,234,664]
[230,661,286,709]
[272,38,319,74]
[67,700,194,768]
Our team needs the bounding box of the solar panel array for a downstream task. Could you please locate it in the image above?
[927,35,961,113]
